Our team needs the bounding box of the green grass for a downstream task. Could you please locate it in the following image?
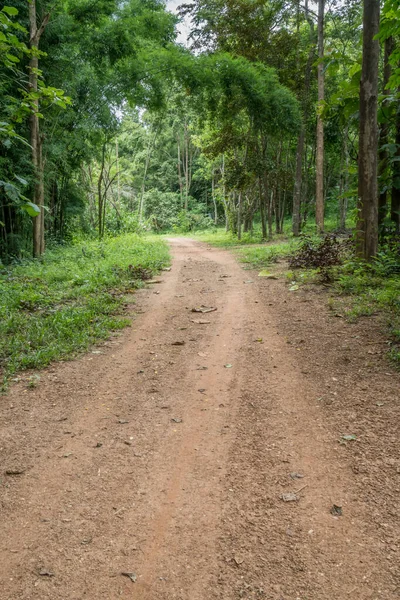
[191,228,267,247]
[332,260,400,363]
[0,234,170,388]
[236,241,297,269]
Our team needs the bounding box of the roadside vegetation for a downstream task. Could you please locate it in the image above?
[0,234,169,389]
[196,226,400,366]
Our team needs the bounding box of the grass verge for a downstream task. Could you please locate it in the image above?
[0,234,170,389]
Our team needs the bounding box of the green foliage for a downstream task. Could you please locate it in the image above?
[0,233,170,388]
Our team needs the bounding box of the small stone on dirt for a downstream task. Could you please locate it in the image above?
[5,468,25,475]
[191,319,211,324]
[171,417,182,423]
[281,492,298,502]
[191,306,217,313]
[290,472,304,480]
[39,569,54,577]
[171,341,185,346]
[118,419,129,424]
[330,504,343,516]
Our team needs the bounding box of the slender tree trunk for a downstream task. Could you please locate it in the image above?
[98,143,106,238]
[138,127,158,221]
[177,137,183,207]
[293,32,315,236]
[184,121,189,211]
[378,36,394,226]
[293,127,305,236]
[211,171,218,224]
[259,177,267,240]
[339,125,350,230]
[315,0,325,233]
[221,154,229,231]
[356,0,380,260]
[29,1,49,257]
[391,99,400,233]
[237,192,242,240]
[115,139,121,208]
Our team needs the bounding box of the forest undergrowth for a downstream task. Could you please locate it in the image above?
[0,234,170,389]
[198,228,400,366]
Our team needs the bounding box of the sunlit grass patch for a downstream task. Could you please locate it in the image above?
[0,234,170,389]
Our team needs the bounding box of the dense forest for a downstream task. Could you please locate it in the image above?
[0,0,399,262]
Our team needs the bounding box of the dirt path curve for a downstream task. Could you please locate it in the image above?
[1,237,399,600]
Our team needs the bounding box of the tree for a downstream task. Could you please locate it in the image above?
[356,0,380,260]
[315,0,325,233]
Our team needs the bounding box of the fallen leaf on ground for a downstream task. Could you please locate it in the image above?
[171,417,182,423]
[121,572,137,583]
[118,419,129,424]
[171,341,185,346]
[289,283,299,291]
[258,271,278,279]
[340,434,357,442]
[224,364,233,369]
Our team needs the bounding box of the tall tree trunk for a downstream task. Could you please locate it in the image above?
[293,127,305,236]
[237,192,242,240]
[356,0,380,260]
[391,100,400,233]
[292,30,315,236]
[221,154,229,231]
[177,137,183,207]
[259,177,267,240]
[184,121,189,211]
[29,1,49,257]
[378,36,394,226]
[339,125,350,230]
[98,143,106,238]
[211,171,218,224]
[315,0,325,233]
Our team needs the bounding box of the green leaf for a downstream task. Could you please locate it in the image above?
[5,53,19,63]
[15,175,28,186]
[2,6,19,16]
[21,202,40,217]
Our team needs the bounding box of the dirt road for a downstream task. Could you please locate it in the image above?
[1,238,399,599]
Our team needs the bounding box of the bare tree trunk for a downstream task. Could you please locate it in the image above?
[221,154,229,231]
[138,126,158,221]
[29,1,49,257]
[211,171,218,224]
[339,126,348,230]
[356,0,380,260]
[391,99,400,233]
[177,137,183,207]
[293,32,315,236]
[98,143,106,238]
[259,177,267,240]
[315,0,325,233]
[115,138,121,208]
[378,36,394,226]
[237,192,242,240]
[184,121,189,211]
